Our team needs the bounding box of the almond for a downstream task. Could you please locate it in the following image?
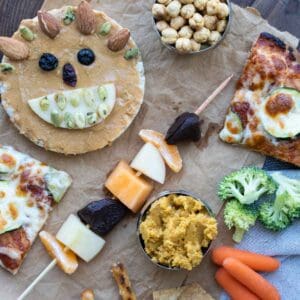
[76,1,96,35]
[0,37,29,61]
[38,11,61,39]
[107,29,130,52]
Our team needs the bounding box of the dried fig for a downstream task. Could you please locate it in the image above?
[166,112,201,144]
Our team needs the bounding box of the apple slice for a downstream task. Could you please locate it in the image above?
[130,143,166,184]
[28,84,116,129]
[56,214,105,262]
[39,231,78,274]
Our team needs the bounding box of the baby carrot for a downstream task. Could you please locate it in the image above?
[215,268,259,300]
[212,246,280,272]
[223,257,280,300]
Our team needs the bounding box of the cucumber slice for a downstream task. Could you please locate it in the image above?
[219,109,243,143]
[44,169,72,203]
[0,149,16,176]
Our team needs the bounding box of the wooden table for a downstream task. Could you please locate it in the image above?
[0,1,298,299]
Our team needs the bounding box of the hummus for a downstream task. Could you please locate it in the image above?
[0,6,144,154]
[139,194,218,270]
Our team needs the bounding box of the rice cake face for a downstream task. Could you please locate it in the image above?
[0,6,145,154]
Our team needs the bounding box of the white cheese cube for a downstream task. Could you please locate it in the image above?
[56,214,105,262]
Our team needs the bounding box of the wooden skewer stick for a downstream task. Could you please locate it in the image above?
[194,74,233,116]
[18,259,57,300]
[18,224,91,300]
[18,75,233,300]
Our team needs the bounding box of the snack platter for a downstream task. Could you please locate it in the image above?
[0,1,299,300]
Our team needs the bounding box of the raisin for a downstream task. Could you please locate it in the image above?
[77,198,128,236]
[39,53,58,71]
[77,48,95,66]
[166,112,201,144]
[62,63,77,87]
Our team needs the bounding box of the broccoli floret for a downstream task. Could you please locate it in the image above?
[259,189,292,231]
[259,173,300,231]
[224,200,258,243]
[218,167,277,205]
[272,172,300,220]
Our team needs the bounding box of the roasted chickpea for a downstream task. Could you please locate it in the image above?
[81,289,95,300]
[194,0,208,11]
[170,16,186,30]
[217,2,229,19]
[166,1,182,18]
[189,13,204,30]
[193,27,210,43]
[179,0,194,3]
[206,0,220,15]
[203,15,218,30]
[216,19,227,33]
[157,0,172,5]
[175,37,193,52]
[208,30,221,44]
[156,20,170,32]
[161,27,178,44]
[180,4,196,19]
[190,39,201,51]
[178,25,193,39]
[152,4,168,20]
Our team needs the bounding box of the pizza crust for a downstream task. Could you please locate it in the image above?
[0,6,145,155]
[220,32,300,166]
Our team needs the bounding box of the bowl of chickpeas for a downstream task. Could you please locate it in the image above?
[152,0,231,54]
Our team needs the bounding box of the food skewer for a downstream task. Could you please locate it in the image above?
[18,215,105,300]
[166,74,233,144]
[18,75,233,300]
[18,260,57,300]
[194,74,233,116]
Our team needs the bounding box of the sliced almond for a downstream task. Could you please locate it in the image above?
[0,37,29,61]
[107,28,130,52]
[76,1,96,35]
[38,11,61,39]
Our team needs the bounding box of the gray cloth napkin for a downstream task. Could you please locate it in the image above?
[220,167,300,300]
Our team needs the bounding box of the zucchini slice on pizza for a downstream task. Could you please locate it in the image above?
[0,146,71,274]
[220,32,300,166]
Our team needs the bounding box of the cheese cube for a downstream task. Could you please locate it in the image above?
[56,214,105,262]
[105,160,153,213]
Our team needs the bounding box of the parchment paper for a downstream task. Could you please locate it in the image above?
[0,1,298,299]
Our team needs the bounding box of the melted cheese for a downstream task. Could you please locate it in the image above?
[221,85,298,146]
[0,146,72,242]
[0,179,47,240]
[259,90,300,138]
[0,247,21,260]
[219,110,244,143]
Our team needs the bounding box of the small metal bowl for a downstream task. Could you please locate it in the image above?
[152,0,232,55]
[137,190,216,270]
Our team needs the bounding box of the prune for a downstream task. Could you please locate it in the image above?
[77,48,95,66]
[39,53,58,71]
[77,198,128,236]
[63,63,77,87]
[166,112,201,144]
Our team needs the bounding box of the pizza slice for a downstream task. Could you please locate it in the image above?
[220,32,300,166]
[0,145,71,274]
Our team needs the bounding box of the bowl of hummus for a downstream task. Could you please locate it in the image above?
[137,190,218,271]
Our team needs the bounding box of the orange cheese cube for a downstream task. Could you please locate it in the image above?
[105,160,153,213]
